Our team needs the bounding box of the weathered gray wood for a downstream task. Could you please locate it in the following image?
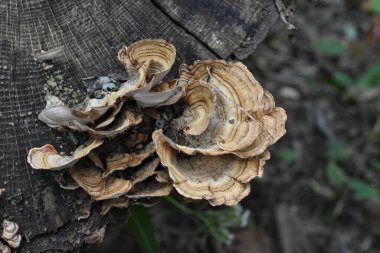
[0,0,279,252]
[152,0,279,59]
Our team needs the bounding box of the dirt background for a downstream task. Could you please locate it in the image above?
[82,1,380,252]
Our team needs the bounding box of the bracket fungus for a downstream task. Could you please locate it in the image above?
[103,142,156,177]
[27,139,103,170]
[0,193,13,253]
[153,130,270,206]
[27,39,286,214]
[163,60,286,158]
[0,242,10,253]
[1,220,21,249]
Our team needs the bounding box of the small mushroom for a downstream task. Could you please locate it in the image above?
[5,234,22,249]
[154,170,172,183]
[100,161,164,212]
[91,101,124,129]
[128,158,161,185]
[27,139,103,170]
[87,152,104,170]
[74,110,143,138]
[69,158,160,200]
[132,80,184,108]
[118,39,176,87]
[106,39,177,106]
[69,164,132,201]
[95,176,133,201]
[68,165,105,198]
[54,172,80,190]
[0,241,10,253]
[100,197,129,215]
[103,142,156,177]
[40,101,142,138]
[69,164,134,201]
[38,105,112,130]
[172,80,216,135]
[1,220,18,240]
[126,176,172,199]
[2,220,21,249]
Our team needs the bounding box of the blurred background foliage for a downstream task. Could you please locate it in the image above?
[83,0,380,252]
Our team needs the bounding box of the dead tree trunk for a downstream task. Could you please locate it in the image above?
[0,0,279,252]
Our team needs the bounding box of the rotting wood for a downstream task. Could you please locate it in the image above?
[0,0,280,251]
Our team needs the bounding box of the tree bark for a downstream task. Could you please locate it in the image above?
[0,0,279,252]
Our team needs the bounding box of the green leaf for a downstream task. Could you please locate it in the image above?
[333,72,354,87]
[368,0,380,14]
[327,140,349,161]
[350,179,380,200]
[327,162,347,189]
[278,149,296,162]
[164,196,250,244]
[369,158,380,171]
[343,22,358,41]
[325,72,354,92]
[315,39,345,57]
[357,64,380,87]
[127,205,158,253]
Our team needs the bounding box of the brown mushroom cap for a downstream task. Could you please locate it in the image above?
[161,60,286,158]
[75,109,143,138]
[69,157,161,200]
[95,176,133,201]
[173,80,216,136]
[153,130,270,206]
[99,160,166,214]
[69,164,132,201]
[103,142,156,177]
[4,234,21,249]
[38,105,112,129]
[126,177,172,199]
[2,220,19,241]
[166,60,262,153]
[0,241,11,253]
[69,165,105,198]
[27,139,103,170]
[69,164,131,200]
[100,197,129,215]
[107,39,176,106]
[92,101,124,129]
[118,39,176,85]
[128,158,161,185]
[1,220,21,249]
[54,172,80,190]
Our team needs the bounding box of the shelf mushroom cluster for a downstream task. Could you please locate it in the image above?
[27,39,286,212]
[1,190,22,252]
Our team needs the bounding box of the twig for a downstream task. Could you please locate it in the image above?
[274,0,296,31]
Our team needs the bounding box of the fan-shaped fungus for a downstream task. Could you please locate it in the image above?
[27,39,286,213]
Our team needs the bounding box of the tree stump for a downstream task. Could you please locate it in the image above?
[0,0,279,252]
